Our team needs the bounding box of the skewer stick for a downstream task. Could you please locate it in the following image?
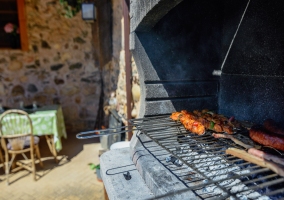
[248,148,284,167]
[226,148,284,177]
[213,133,284,166]
[212,133,252,149]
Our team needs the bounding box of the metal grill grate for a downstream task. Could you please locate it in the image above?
[129,115,284,200]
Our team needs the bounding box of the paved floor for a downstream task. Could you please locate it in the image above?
[0,132,105,200]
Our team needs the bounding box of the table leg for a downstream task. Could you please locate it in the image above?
[104,186,109,200]
[0,148,3,165]
[45,135,58,163]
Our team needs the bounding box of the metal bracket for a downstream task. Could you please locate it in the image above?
[123,171,132,180]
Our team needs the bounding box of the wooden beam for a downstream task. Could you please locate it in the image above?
[123,0,133,140]
[17,0,29,51]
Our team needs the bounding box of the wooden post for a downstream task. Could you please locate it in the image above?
[17,0,29,51]
[104,186,109,200]
[123,0,133,140]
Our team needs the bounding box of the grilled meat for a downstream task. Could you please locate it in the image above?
[170,109,235,134]
[171,111,205,135]
[263,119,284,136]
[170,111,182,121]
[222,125,233,134]
[213,124,223,132]
[249,125,284,152]
[179,111,205,135]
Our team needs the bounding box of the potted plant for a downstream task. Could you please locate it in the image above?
[89,163,102,182]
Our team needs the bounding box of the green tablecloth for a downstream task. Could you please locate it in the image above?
[29,105,67,151]
[0,105,67,151]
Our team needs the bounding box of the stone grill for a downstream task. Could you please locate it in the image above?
[81,0,284,199]
[130,0,284,123]
[77,115,284,199]
[129,115,284,199]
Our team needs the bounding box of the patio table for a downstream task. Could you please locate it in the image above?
[29,105,67,161]
[0,105,67,162]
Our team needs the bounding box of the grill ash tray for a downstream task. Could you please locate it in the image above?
[129,115,284,200]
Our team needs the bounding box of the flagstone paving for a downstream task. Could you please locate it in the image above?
[0,133,105,200]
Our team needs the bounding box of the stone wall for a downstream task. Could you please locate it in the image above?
[0,0,141,134]
[109,0,141,125]
[92,0,141,130]
[0,0,101,133]
[116,51,140,122]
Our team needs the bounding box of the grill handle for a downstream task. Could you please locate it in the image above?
[76,126,134,139]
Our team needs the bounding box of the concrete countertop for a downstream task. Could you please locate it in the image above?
[100,147,154,200]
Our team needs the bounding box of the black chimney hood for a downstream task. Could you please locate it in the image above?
[130,0,284,125]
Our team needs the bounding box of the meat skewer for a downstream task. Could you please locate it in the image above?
[171,109,235,134]
[248,148,284,167]
[226,148,284,177]
[212,133,252,149]
[171,110,205,135]
[213,133,284,166]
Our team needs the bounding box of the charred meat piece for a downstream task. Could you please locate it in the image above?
[181,110,189,114]
[249,125,284,152]
[201,109,209,113]
[183,120,204,135]
[263,119,284,136]
[213,124,223,132]
[222,125,233,134]
[205,116,213,121]
[171,111,205,135]
[197,117,210,130]
[179,113,191,124]
[191,121,205,135]
[170,112,182,121]
[193,110,202,117]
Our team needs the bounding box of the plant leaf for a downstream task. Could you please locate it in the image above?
[89,163,96,170]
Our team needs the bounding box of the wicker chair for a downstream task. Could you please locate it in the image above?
[0,109,43,185]
[0,145,3,165]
